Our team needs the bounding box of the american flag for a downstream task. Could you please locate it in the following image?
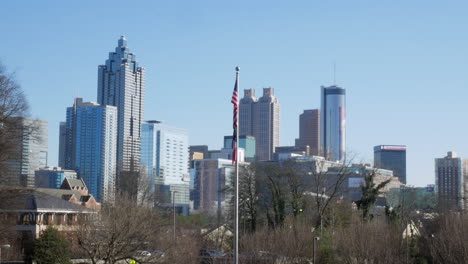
[231,71,239,165]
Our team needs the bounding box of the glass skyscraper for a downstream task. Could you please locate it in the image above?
[63,98,117,202]
[141,121,189,211]
[1,118,48,187]
[320,85,346,162]
[374,145,407,184]
[97,36,145,192]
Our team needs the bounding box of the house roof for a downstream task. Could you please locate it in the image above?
[0,188,94,212]
[63,178,87,189]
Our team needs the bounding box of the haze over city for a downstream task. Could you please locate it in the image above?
[2,0,468,187]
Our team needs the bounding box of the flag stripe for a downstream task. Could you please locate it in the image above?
[231,76,238,164]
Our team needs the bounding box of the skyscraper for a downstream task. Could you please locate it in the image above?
[58,122,66,168]
[435,151,468,210]
[239,88,280,161]
[97,36,145,193]
[141,121,190,212]
[374,145,407,184]
[320,85,346,162]
[295,109,320,156]
[1,118,48,187]
[141,121,189,187]
[63,98,117,202]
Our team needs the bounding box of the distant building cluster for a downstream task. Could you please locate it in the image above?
[5,35,463,235]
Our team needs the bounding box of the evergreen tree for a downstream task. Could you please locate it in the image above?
[355,171,390,220]
[33,227,71,264]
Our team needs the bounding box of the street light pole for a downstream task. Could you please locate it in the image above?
[0,244,11,264]
[172,191,178,241]
[313,237,320,264]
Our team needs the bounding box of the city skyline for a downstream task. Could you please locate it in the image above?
[2,1,468,187]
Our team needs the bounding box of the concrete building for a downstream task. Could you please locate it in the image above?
[374,145,407,184]
[435,151,468,210]
[190,159,235,217]
[295,109,320,156]
[97,36,145,192]
[1,118,48,187]
[141,121,190,213]
[239,88,280,161]
[35,167,77,189]
[63,98,117,203]
[320,85,346,162]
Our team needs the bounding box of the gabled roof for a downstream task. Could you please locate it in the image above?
[61,178,87,190]
[0,189,93,212]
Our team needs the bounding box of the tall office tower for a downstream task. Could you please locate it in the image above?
[295,109,320,156]
[374,145,407,184]
[141,121,190,212]
[320,85,346,162]
[0,118,48,187]
[239,88,280,161]
[239,88,258,137]
[97,36,145,193]
[64,98,117,202]
[435,151,468,210]
[58,122,66,168]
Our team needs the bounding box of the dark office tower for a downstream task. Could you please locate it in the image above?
[320,85,346,162]
[97,36,145,194]
[58,122,66,168]
[295,109,320,156]
[374,145,407,184]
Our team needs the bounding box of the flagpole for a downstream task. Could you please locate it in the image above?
[234,66,240,264]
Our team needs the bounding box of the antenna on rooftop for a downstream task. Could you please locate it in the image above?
[333,61,337,85]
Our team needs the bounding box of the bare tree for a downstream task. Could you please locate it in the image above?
[76,194,169,264]
[0,63,30,174]
[306,157,354,228]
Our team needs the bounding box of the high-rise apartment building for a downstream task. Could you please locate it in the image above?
[435,151,468,210]
[239,88,280,161]
[374,145,407,184]
[97,36,145,192]
[63,98,117,202]
[320,85,346,162]
[1,118,48,187]
[295,109,320,156]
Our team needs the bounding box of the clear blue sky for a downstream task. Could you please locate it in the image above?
[1,0,467,187]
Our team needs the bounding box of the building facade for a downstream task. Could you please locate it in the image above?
[58,122,67,168]
[435,151,468,210]
[97,36,145,192]
[35,167,77,189]
[239,88,280,161]
[224,135,255,162]
[190,159,234,216]
[374,145,407,184]
[63,98,117,202]
[141,121,189,211]
[320,85,346,162]
[1,118,48,187]
[295,109,320,156]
